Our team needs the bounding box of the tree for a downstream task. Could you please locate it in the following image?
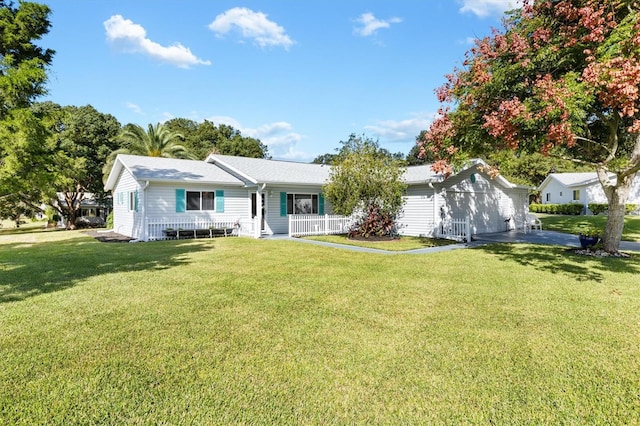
[420,0,640,253]
[311,153,336,165]
[103,122,194,180]
[323,134,407,238]
[0,1,54,216]
[165,119,269,159]
[35,102,120,228]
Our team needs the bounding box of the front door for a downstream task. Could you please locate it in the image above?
[251,193,267,232]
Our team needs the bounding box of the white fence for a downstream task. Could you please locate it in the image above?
[144,217,257,241]
[437,216,471,243]
[289,214,354,237]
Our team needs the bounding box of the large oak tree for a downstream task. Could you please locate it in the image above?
[420,0,640,253]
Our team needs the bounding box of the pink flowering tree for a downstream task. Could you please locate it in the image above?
[420,0,640,253]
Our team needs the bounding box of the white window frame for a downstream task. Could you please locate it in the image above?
[572,190,580,201]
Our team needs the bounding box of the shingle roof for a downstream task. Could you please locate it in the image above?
[207,154,332,185]
[547,172,601,187]
[403,164,442,184]
[105,154,245,190]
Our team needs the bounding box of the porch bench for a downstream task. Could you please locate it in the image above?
[162,228,236,239]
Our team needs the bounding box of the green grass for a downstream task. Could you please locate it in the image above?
[1,230,639,424]
[537,213,640,241]
[304,234,456,251]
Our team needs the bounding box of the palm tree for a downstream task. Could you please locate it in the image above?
[103,122,195,181]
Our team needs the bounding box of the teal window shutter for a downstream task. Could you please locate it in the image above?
[280,192,287,217]
[134,190,139,212]
[176,189,186,213]
[319,193,325,215]
[215,190,224,212]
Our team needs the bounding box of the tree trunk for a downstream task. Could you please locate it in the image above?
[602,174,633,253]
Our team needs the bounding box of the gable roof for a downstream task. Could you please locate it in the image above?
[403,164,443,184]
[537,172,614,191]
[104,154,245,190]
[206,154,331,185]
[105,153,527,192]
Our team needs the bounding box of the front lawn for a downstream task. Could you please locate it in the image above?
[537,213,640,241]
[303,234,456,251]
[1,231,638,424]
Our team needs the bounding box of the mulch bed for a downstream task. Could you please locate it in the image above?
[569,248,631,258]
[83,230,135,243]
[348,235,400,242]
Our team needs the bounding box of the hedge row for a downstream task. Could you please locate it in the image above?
[529,203,583,215]
[587,203,638,215]
[530,203,639,215]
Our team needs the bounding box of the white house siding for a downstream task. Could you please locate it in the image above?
[263,185,332,235]
[542,179,585,206]
[112,168,142,238]
[438,171,517,234]
[398,185,437,237]
[144,183,248,220]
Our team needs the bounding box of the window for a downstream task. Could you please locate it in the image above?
[186,191,215,211]
[545,193,550,202]
[573,190,580,201]
[128,191,137,212]
[287,194,318,214]
[559,191,563,197]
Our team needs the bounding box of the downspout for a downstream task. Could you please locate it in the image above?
[255,183,266,239]
[429,182,438,235]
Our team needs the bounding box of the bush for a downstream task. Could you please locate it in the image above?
[587,203,637,215]
[74,216,106,229]
[588,203,608,215]
[106,211,114,228]
[348,204,396,238]
[529,203,583,215]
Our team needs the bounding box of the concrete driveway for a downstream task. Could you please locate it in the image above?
[473,230,640,252]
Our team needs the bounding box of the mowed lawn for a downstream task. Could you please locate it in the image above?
[1,231,639,424]
[538,214,640,241]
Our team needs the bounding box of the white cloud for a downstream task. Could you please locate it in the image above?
[459,0,518,18]
[208,7,294,49]
[104,15,211,68]
[353,13,402,37]
[364,113,433,143]
[125,102,143,114]
[206,116,305,159]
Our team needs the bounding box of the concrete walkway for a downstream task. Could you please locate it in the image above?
[473,230,640,252]
[279,230,640,254]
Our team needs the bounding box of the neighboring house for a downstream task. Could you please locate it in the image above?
[538,172,640,214]
[104,154,530,241]
[54,192,111,221]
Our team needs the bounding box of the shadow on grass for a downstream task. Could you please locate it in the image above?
[475,243,640,283]
[0,237,213,304]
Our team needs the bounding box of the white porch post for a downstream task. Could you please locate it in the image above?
[255,190,263,239]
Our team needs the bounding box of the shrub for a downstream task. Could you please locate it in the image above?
[74,216,106,229]
[106,211,114,228]
[588,203,608,215]
[348,204,396,238]
[529,203,583,215]
[587,203,637,215]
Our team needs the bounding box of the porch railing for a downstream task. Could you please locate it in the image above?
[289,214,354,237]
[436,216,471,243]
[144,217,257,241]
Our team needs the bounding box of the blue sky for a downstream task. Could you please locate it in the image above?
[42,0,517,161]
